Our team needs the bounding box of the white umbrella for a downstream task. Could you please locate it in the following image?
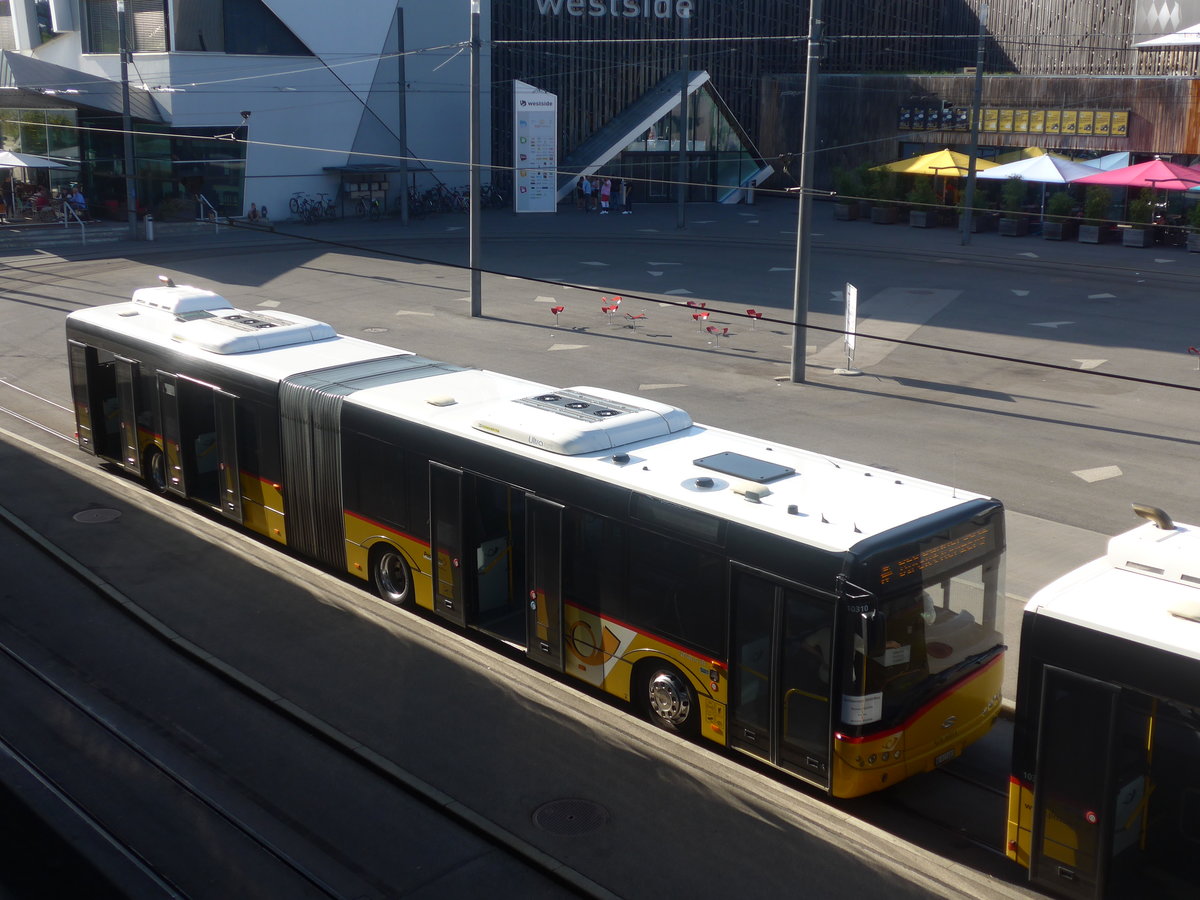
[0,150,68,169]
[977,155,1099,221]
[0,151,69,222]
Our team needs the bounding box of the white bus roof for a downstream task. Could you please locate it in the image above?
[68,285,994,553]
[347,367,987,553]
[1025,519,1200,661]
[69,285,409,379]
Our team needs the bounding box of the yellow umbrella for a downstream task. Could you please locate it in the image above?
[872,148,998,176]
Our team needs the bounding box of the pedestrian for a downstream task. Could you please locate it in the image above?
[620,179,633,214]
[248,202,260,222]
[576,176,585,211]
[590,176,600,211]
[581,175,593,213]
[599,177,612,214]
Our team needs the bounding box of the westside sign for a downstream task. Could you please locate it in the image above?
[534,0,694,18]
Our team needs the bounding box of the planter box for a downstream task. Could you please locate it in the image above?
[833,203,859,221]
[1122,228,1152,247]
[1042,221,1077,241]
[999,217,1030,236]
[1078,224,1107,244]
[958,213,996,233]
[870,206,899,224]
[856,200,872,219]
[909,210,938,228]
[1188,233,1200,253]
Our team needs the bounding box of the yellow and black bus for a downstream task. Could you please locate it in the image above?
[66,280,1006,798]
[1007,505,1200,898]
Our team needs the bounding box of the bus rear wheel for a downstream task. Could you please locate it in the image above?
[371,545,413,607]
[637,662,698,737]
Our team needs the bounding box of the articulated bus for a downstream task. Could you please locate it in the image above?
[65,280,1006,798]
[1007,505,1200,898]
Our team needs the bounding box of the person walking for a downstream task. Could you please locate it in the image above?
[620,179,633,214]
[599,177,612,214]
[576,176,585,210]
[581,175,593,213]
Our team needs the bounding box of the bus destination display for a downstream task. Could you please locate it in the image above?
[878,526,994,586]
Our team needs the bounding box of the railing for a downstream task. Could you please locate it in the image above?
[61,202,86,245]
[196,194,221,233]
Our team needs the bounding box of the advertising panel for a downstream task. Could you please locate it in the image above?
[513,80,558,214]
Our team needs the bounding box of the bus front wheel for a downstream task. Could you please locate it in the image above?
[637,662,698,737]
[144,446,168,495]
[371,545,413,607]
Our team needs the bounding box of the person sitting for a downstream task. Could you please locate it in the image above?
[247,202,260,222]
[67,186,88,217]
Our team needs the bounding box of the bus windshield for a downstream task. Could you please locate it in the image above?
[840,556,1004,729]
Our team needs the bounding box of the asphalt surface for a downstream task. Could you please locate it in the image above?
[0,195,1184,898]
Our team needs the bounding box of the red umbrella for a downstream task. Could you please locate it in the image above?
[1074,157,1200,190]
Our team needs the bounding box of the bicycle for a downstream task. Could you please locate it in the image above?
[355,196,381,220]
[314,193,337,219]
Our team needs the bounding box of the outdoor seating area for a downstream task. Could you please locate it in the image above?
[835,147,1200,251]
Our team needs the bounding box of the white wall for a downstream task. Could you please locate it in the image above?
[20,0,492,218]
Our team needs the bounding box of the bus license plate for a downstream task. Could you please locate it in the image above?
[935,748,956,767]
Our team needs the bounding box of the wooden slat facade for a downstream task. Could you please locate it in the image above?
[489,1,1200,190]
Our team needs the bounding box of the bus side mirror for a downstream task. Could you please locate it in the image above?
[861,610,887,658]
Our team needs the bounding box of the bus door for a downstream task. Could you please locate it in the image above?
[175,376,240,519]
[429,462,467,627]
[66,341,120,460]
[67,341,98,455]
[214,391,241,522]
[525,497,563,671]
[1029,667,1121,899]
[729,567,833,789]
[114,357,142,475]
[156,373,187,497]
[468,475,534,649]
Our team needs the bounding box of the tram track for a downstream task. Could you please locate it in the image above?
[0,631,345,899]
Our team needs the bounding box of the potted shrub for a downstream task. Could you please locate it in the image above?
[1078,185,1111,243]
[906,177,939,228]
[998,175,1030,236]
[832,167,863,221]
[1187,203,1200,252]
[1042,190,1077,240]
[866,169,899,224]
[1122,188,1154,247]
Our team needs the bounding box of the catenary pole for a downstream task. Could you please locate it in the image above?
[117,0,137,240]
[676,13,691,229]
[789,0,823,384]
[960,3,988,245]
[469,0,482,316]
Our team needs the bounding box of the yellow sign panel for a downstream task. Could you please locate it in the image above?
[1077,111,1095,135]
[983,108,1000,131]
[1061,110,1078,135]
[1014,110,1030,133]
[1094,111,1111,136]
[1029,110,1046,134]
[1112,111,1129,136]
[998,109,1015,132]
[1045,110,1062,134]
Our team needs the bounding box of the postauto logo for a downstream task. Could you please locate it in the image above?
[534,0,694,18]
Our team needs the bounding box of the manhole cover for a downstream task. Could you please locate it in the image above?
[363,327,388,334]
[532,798,608,835]
[73,508,122,524]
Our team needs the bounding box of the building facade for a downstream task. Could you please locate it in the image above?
[1,1,1199,220]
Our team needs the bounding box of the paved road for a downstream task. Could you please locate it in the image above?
[0,198,1190,897]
